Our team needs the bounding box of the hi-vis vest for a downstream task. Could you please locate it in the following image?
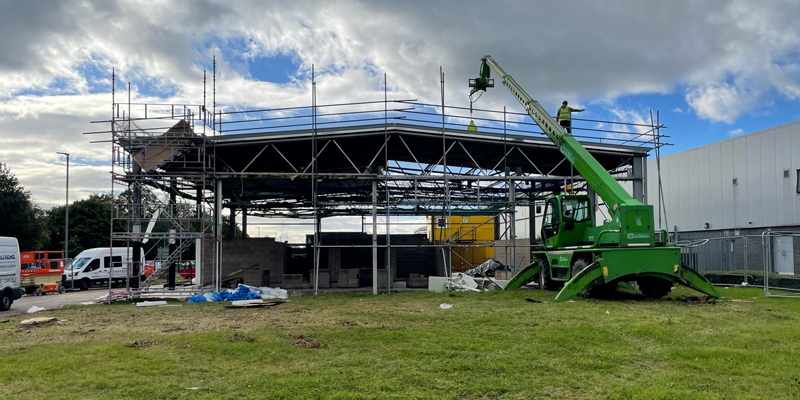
[557,106,571,122]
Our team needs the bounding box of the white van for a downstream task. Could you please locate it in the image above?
[0,237,23,311]
[62,247,146,291]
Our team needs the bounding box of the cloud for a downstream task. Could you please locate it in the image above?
[685,83,759,124]
[672,107,683,113]
[727,128,744,136]
[2,0,800,209]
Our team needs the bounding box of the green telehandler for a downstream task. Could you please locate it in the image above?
[469,55,721,301]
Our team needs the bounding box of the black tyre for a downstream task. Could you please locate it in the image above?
[640,277,673,298]
[537,260,547,289]
[79,279,90,291]
[0,291,11,311]
[571,258,590,279]
[539,262,563,291]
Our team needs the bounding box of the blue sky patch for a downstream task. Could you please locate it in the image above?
[249,53,298,84]
[202,36,299,84]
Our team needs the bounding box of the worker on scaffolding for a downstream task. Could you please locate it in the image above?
[556,100,584,134]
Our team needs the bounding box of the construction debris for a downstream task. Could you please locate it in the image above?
[187,284,289,303]
[464,258,509,278]
[136,301,168,307]
[19,317,58,326]
[224,301,285,309]
[445,273,480,292]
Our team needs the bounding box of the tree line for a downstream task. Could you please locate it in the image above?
[0,164,239,259]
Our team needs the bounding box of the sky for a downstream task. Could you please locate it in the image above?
[2,0,800,242]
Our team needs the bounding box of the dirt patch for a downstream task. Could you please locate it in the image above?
[229,332,257,343]
[126,340,163,349]
[336,321,358,327]
[682,296,717,305]
[376,325,406,331]
[293,338,321,348]
[180,343,194,349]
[161,326,185,333]
[288,333,322,348]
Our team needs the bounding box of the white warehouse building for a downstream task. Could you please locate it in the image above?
[647,119,800,275]
[647,119,800,233]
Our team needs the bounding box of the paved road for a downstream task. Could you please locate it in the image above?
[1,289,106,317]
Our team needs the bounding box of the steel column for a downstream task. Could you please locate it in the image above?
[372,179,378,295]
[214,178,223,291]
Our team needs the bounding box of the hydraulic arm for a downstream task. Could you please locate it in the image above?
[470,56,637,214]
[469,55,721,300]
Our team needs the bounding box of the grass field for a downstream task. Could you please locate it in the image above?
[1,287,799,399]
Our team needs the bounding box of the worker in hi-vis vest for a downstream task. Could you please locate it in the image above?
[556,100,584,133]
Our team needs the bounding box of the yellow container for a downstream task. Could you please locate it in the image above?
[428,215,495,272]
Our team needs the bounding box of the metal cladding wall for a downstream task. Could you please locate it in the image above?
[648,119,800,232]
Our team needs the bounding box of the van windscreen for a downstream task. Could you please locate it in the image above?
[69,257,91,271]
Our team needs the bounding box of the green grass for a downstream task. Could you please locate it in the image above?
[1,287,800,399]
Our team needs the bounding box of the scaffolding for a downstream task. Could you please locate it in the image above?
[86,68,218,299]
[89,66,667,298]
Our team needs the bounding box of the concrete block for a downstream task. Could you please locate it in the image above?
[407,277,429,288]
[428,276,448,292]
[494,270,513,280]
[283,274,303,289]
[310,269,331,289]
[243,270,270,287]
[338,277,359,288]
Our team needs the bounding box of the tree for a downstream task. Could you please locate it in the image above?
[44,187,244,261]
[45,194,125,256]
[0,165,46,250]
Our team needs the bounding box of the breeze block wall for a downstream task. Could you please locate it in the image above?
[203,237,287,287]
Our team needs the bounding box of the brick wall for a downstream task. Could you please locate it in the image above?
[203,237,287,287]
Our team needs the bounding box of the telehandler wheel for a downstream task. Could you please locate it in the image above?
[570,259,617,298]
[539,261,562,291]
[639,276,673,298]
[537,260,547,289]
[571,258,590,278]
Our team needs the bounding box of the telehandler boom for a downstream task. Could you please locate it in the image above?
[469,55,720,301]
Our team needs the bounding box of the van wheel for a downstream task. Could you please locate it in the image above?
[79,279,90,291]
[0,291,11,311]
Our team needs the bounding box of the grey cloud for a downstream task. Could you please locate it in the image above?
[3,0,800,206]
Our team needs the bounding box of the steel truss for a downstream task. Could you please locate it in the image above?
[88,67,665,297]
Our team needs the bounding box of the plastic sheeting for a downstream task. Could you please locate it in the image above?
[464,258,508,277]
[187,284,289,303]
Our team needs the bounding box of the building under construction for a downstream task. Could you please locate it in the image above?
[90,69,663,297]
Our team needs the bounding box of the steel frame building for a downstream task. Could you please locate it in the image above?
[89,68,663,298]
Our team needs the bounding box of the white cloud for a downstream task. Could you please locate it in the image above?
[672,107,683,113]
[727,128,744,136]
[685,83,758,124]
[1,0,800,209]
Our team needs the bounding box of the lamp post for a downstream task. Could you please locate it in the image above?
[57,152,70,288]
